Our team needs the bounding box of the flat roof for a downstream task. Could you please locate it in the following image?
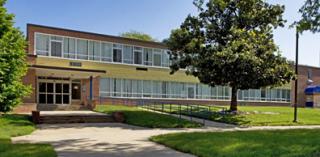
[27,23,167,49]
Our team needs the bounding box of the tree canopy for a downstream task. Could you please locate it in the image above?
[120,30,156,42]
[166,0,294,111]
[295,0,320,33]
[0,0,30,112]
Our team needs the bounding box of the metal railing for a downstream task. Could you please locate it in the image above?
[137,100,227,125]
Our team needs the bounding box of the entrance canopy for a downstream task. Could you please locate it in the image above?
[305,86,320,95]
[30,65,106,79]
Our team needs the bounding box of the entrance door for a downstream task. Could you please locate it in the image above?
[187,85,195,99]
[38,80,70,105]
[72,81,81,100]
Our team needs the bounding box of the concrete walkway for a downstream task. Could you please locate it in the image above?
[12,123,198,157]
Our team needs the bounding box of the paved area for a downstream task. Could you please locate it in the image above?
[12,110,320,157]
[12,123,198,157]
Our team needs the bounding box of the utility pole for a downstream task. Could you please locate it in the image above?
[293,29,299,123]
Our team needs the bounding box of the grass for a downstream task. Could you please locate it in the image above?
[211,106,320,126]
[142,104,320,126]
[151,129,320,157]
[0,114,56,157]
[95,105,202,128]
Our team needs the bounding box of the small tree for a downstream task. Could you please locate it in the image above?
[0,0,30,113]
[166,0,294,111]
[120,30,156,42]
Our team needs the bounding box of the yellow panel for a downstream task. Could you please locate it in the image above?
[35,57,200,83]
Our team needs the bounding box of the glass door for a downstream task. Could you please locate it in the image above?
[38,80,70,105]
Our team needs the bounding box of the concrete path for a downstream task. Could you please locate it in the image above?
[12,123,199,157]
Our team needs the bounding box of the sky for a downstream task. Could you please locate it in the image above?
[5,0,320,67]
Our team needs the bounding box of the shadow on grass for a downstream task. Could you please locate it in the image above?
[210,113,250,125]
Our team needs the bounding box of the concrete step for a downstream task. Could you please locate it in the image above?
[38,115,115,124]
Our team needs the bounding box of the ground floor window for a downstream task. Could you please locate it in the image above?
[99,78,291,102]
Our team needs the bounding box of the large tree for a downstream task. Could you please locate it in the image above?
[166,0,294,111]
[120,30,156,42]
[0,0,30,113]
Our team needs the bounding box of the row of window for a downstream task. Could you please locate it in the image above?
[35,33,171,67]
[99,78,291,102]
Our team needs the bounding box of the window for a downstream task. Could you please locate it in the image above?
[143,48,153,65]
[132,80,142,97]
[153,49,162,66]
[50,36,63,57]
[152,81,161,98]
[143,81,152,97]
[113,78,121,97]
[134,47,143,64]
[162,51,170,67]
[35,34,49,56]
[123,45,133,64]
[113,44,122,62]
[101,42,112,62]
[77,39,88,59]
[63,38,76,59]
[88,41,101,61]
[122,79,132,97]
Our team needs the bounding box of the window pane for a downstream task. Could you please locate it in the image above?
[134,47,143,64]
[63,38,76,59]
[162,51,170,67]
[143,48,153,65]
[77,39,88,60]
[153,50,162,66]
[143,80,152,97]
[51,41,62,57]
[36,34,49,56]
[101,43,112,62]
[113,44,122,62]
[123,45,133,64]
[88,41,101,61]
[88,41,94,60]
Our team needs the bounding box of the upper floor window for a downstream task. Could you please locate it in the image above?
[63,38,76,59]
[143,48,152,65]
[35,34,49,56]
[113,44,122,63]
[50,36,63,57]
[88,41,101,61]
[77,39,88,60]
[34,33,171,68]
[134,47,143,65]
[101,42,112,62]
[123,45,133,64]
[153,49,162,66]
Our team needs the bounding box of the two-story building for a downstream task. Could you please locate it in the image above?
[18,24,301,111]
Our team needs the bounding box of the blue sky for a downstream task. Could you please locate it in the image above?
[5,0,320,67]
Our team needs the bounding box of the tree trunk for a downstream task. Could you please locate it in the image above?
[230,86,238,112]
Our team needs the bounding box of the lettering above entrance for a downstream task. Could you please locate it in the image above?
[69,62,82,67]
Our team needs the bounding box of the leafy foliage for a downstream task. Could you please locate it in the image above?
[120,30,156,42]
[0,0,30,112]
[166,0,294,111]
[295,0,320,33]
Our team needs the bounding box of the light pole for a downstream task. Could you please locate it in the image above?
[293,29,299,123]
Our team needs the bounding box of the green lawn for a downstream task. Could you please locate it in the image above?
[0,114,56,157]
[212,106,320,126]
[95,105,202,128]
[151,129,320,157]
[142,104,320,126]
